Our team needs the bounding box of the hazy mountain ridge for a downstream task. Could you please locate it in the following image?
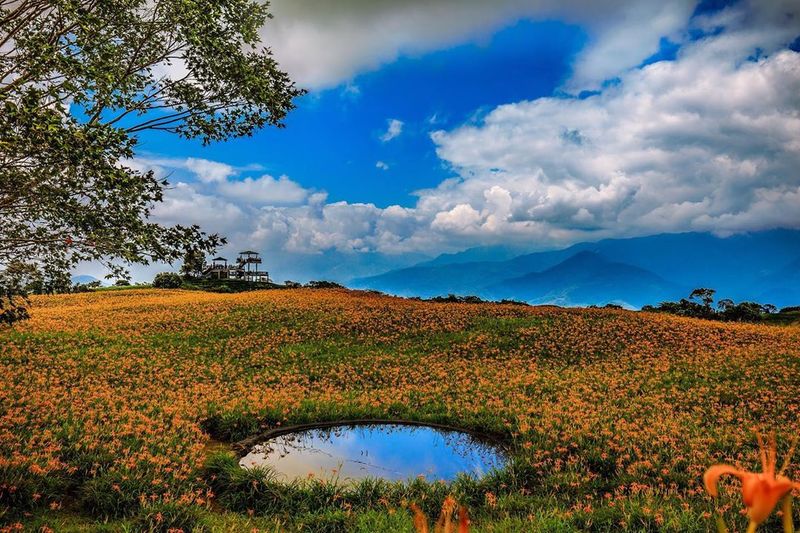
[71,275,101,285]
[351,230,800,308]
[484,251,684,308]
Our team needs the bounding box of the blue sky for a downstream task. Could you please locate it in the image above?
[113,0,800,283]
[137,19,586,207]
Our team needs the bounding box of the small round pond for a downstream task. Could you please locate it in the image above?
[238,423,507,483]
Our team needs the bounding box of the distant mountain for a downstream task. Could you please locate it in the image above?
[264,249,429,285]
[756,256,800,307]
[485,251,683,308]
[350,247,578,298]
[351,229,800,308]
[561,230,800,301]
[418,245,530,267]
[71,275,100,285]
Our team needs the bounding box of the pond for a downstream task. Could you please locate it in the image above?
[238,423,508,483]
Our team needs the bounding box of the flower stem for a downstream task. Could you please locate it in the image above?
[783,495,795,533]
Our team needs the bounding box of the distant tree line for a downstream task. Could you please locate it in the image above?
[406,294,529,306]
[642,288,786,322]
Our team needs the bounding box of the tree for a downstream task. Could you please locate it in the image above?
[1,0,304,323]
[152,272,182,288]
[180,249,207,279]
[689,288,716,309]
[717,298,735,312]
[722,302,765,322]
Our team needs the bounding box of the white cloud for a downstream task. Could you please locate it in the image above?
[130,157,310,206]
[380,119,404,142]
[431,204,482,233]
[217,174,310,205]
[259,12,799,255]
[152,182,247,237]
[117,4,800,283]
[130,156,261,183]
[428,13,800,241]
[376,160,390,170]
[184,157,236,183]
[262,0,697,90]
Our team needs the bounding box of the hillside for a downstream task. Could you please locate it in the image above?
[2,288,799,531]
[352,229,800,307]
[485,251,683,308]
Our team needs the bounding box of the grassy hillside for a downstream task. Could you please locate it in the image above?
[1,289,799,531]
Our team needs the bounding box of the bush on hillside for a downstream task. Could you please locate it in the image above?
[72,280,102,293]
[428,294,485,304]
[152,272,182,289]
[305,280,345,289]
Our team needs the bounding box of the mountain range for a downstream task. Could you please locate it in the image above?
[351,230,800,309]
[71,275,101,285]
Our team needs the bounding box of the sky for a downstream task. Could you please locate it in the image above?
[105,0,800,283]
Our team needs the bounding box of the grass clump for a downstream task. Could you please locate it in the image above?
[133,501,205,532]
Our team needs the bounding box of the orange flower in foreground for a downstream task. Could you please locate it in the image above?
[704,432,800,528]
[411,496,469,533]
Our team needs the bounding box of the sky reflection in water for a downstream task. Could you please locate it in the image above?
[239,424,507,483]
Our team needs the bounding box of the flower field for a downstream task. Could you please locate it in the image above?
[1,288,799,531]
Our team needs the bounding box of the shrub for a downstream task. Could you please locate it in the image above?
[428,294,485,304]
[498,299,529,306]
[152,272,183,289]
[72,280,102,293]
[305,280,345,289]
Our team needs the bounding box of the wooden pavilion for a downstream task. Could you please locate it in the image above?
[202,251,270,282]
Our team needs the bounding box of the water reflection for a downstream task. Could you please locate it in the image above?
[239,423,506,483]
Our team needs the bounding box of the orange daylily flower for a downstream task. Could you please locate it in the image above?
[411,496,469,533]
[704,432,800,528]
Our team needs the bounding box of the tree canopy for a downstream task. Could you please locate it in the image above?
[180,248,207,279]
[642,288,778,323]
[0,0,304,323]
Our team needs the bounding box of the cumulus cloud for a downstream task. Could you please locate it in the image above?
[217,174,310,205]
[130,156,263,183]
[123,3,800,284]
[429,11,800,241]
[380,119,404,142]
[263,0,697,90]
[184,157,236,183]
[376,160,390,170]
[152,182,247,238]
